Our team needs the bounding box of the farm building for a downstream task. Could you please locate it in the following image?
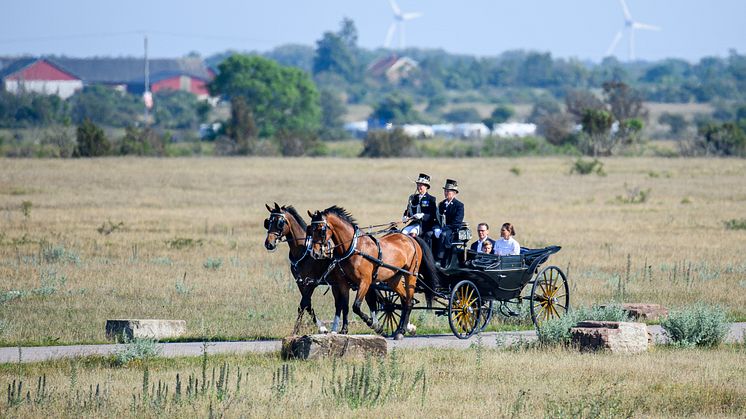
[0,57,83,99]
[0,56,214,99]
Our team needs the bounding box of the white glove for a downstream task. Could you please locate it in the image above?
[413,213,424,220]
[402,216,409,222]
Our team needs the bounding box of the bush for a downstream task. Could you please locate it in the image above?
[570,158,605,175]
[73,119,110,157]
[360,128,416,158]
[660,303,728,347]
[113,337,161,365]
[537,304,631,346]
[724,218,746,230]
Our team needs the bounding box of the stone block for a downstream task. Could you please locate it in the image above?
[281,334,387,360]
[570,321,649,354]
[106,319,186,341]
[621,303,669,321]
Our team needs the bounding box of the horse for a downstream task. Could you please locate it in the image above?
[307,206,440,340]
[263,203,376,335]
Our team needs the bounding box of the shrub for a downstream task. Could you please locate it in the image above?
[537,304,631,346]
[660,303,728,347]
[616,184,651,204]
[724,218,746,230]
[113,337,161,365]
[360,128,416,158]
[203,257,223,270]
[73,118,110,157]
[570,158,605,175]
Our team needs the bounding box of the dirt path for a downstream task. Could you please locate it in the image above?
[2,324,744,364]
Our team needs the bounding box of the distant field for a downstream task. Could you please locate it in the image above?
[1,157,745,345]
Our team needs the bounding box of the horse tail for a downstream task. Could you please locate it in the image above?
[414,236,441,300]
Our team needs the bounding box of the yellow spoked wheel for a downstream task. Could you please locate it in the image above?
[375,289,402,338]
[530,266,570,327]
[448,280,482,339]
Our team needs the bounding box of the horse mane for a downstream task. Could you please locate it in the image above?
[322,205,357,227]
[282,205,307,230]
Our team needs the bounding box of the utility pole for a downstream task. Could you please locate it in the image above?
[143,35,152,126]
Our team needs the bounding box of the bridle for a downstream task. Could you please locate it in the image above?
[308,217,359,262]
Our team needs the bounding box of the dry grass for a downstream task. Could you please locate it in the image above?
[1,157,746,345]
[0,345,744,417]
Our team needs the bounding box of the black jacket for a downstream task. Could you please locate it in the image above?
[437,198,464,230]
[403,192,438,233]
[470,238,496,252]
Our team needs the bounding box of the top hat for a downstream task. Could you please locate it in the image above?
[442,179,459,192]
[414,173,431,188]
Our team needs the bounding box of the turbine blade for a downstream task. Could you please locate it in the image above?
[606,30,623,56]
[389,0,401,17]
[619,0,632,20]
[632,22,661,31]
[384,22,396,48]
[402,12,423,20]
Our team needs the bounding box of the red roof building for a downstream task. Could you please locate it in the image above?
[1,58,83,99]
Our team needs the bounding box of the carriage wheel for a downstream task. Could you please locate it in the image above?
[375,289,403,338]
[529,266,569,327]
[479,300,494,332]
[448,280,482,339]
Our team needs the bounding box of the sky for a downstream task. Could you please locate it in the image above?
[2,0,746,63]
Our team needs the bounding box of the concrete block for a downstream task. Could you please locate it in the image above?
[106,319,186,341]
[281,334,387,360]
[570,321,649,354]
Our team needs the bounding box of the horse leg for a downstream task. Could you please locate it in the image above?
[365,290,379,331]
[330,282,349,334]
[391,275,417,340]
[292,305,304,335]
[352,282,380,334]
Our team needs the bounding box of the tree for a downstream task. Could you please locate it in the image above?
[603,81,648,122]
[153,90,204,129]
[209,54,321,137]
[443,107,481,123]
[695,122,746,156]
[319,88,347,139]
[658,112,688,137]
[226,95,257,155]
[69,85,141,127]
[482,105,514,127]
[580,109,613,156]
[369,93,419,125]
[312,18,359,82]
[118,126,165,156]
[74,118,110,157]
[565,90,605,122]
[537,112,576,146]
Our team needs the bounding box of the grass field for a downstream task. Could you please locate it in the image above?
[1,157,746,346]
[0,345,744,417]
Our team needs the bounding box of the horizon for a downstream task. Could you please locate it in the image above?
[2,1,746,64]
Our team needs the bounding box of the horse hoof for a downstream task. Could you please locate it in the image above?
[318,326,328,334]
[394,333,405,341]
[406,323,417,335]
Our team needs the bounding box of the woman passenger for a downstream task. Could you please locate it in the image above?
[494,222,520,256]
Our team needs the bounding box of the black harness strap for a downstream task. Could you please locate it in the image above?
[368,235,383,282]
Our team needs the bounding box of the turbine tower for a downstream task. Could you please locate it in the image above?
[384,0,423,49]
[605,0,661,61]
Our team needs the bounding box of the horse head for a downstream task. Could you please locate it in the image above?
[264,202,288,251]
[307,210,334,260]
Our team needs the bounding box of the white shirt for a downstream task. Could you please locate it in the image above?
[494,237,520,256]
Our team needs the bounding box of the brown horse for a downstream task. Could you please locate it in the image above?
[264,203,376,334]
[307,206,440,340]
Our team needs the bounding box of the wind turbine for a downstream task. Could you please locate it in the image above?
[605,0,661,61]
[383,0,423,49]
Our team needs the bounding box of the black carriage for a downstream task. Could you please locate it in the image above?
[372,224,570,339]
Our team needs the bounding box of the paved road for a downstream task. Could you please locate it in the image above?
[2,324,744,364]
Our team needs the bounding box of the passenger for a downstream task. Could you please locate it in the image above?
[480,240,493,254]
[470,222,496,253]
[401,173,437,238]
[433,179,464,265]
[494,222,520,256]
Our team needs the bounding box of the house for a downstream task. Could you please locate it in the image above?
[1,56,214,99]
[0,57,83,99]
[367,55,418,83]
[492,122,537,138]
[453,123,491,139]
